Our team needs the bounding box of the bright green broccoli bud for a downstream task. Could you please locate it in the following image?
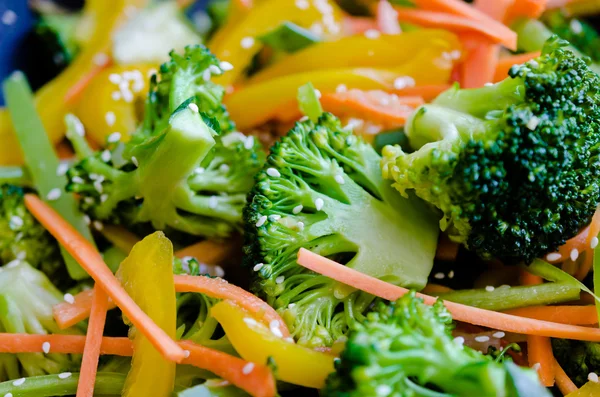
[0,261,81,381]
[553,339,600,387]
[382,37,600,263]
[323,292,550,397]
[66,45,264,238]
[244,113,439,347]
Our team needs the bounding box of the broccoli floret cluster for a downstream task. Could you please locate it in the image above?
[323,292,550,397]
[244,113,439,346]
[543,10,600,63]
[66,45,264,238]
[382,38,600,263]
[553,339,600,387]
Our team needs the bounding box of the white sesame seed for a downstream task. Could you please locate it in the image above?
[122,90,134,103]
[100,194,108,203]
[336,84,347,93]
[83,215,91,225]
[314,89,322,99]
[42,342,51,354]
[57,163,69,176]
[244,136,254,149]
[256,215,268,227]
[526,116,540,131]
[529,60,539,69]
[2,10,17,25]
[376,385,392,396]
[253,263,264,272]
[433,272,445,280]
[297,221,305,231]
[220,61,234,71]
[72,176,85,184]
[46,188,61,201]
[243,317,258,326]
[270,320,283,337]
[195,167,205,174]
[589,372,599,383]
[183,350,190,358]
[275,276,285,284]
[202,69,212,82]
[93,221,104,230]
[484,82,494,87]
[131,157,139,167]
[58,372,72,379]
[570,248,580,262]
[219,163,230,172]
[101,150,111,163]
[485,285,495,292]
[188,103,199,113]
[111,91,121,101]
[108,74,122,84]
[570,19,583,34]
[532,363,541,371]
[4,393,13,397]
[492,331,505,339]
[9,216,23,229]
[266,168,281,177]
[546,252,562,262]
[334,175,345,184]
[269,214,281,221]
[64,293,75,304]
[448,270,455,279]
[475,335,490,342]
[72,117,85,136]
[365,29,380,39]
[292,205,303,214]
[285,337,295,343]
[209,196,218,209]
[288,303,296,308]
[241,36,255,49]
[242,362,255,374]
[393,76,416,90]
[12,378,25,386]
[592,237,599,249]
[107,132,121,143]
[315,198,324,211]
[295,0,309,9]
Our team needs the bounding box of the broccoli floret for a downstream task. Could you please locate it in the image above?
[66,45,264,238]
[244,113,439,347]
[323,292,550,397]
[382,37,600,263]
[0,261,81,381]
[553,339,600,387]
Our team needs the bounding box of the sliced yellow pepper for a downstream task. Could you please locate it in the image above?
[209,0,345,87]
[117,231,177,397]
[75,64,156,144]
[211,300,335,389]
[566,381,600,397]
[0,0,147,165]
[225,42,459,130]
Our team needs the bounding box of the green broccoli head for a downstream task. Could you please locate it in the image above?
[382,37,600,263]
[323,292,550,397]
[66,45,264,238]
[0,261,81,382]
[543,10,600,63]
[553,338,600,387]
[244,113,439,347]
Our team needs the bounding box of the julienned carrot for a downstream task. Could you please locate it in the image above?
[494,52,541,82]
[460,36,500,88]
[0,334,276,397]
[502,306,598,325]
[474,0,514,21]
[554,358,579,395]
[24,194,186,363]
[422,284,454,294]
[505,0,548,23]
[64,55,112,104]
[53,275,291,338]
[435,234,459,261]
[342,16,378,35]
[76,287,110,397]
[394,9,517,51]
[296,248,600,341]
[546,208,600,265]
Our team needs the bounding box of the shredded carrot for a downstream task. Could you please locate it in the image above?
[342,16,378,35]
[54,275,290,337]
[503,306,598,325]
[474,0,514,21]
[505,0,548,23]
[460,36,500,88]
[377,1,401,34]
[547,208,600,265]
[435,234,460,261]
[296,248,600,341]
[394,9,517,50]
[76,287,110,397]
[575,250,594,281]
[64,55,112,105]
[422,284,454,294]
[554,357,579,395]
[24,194,186,363]
[520,271,543,287]
[494,51,541,81]
[56,141,75,160]
[0,334,275,397]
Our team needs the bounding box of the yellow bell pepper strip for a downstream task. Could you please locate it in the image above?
[566,381,600,396]
[208,0,345,87]
[74,63,156,144]
[211,299,335,389]
[117,231,178,397]
[249,29,461,83]
[225,44,458,130]
[0,0,147,165]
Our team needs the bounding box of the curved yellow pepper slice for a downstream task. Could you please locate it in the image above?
[225,42,460,130]
[208,0,345,87]
[117,231,177,397]
[74,63,156,144]
[0,0,147,165]
[211,299,335,389]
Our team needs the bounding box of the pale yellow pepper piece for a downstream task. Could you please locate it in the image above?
[566,381,600,397]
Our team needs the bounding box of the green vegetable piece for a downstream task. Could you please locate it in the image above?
[297,82,323,123]
[0,373,125,396]
[553,338,600,387]
[178,380,249,397]
[259,22,320,53]
[0,166,31,187]
[373,129,410,154]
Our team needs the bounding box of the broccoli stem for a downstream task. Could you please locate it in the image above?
[0,373,126,396]
[435,281,580,311]
[0,166,32,187]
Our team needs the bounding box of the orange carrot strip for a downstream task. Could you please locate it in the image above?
[395,8,517,50]
[494,51,541,81]
[575,249,594,281]
[342,16,378,35]
[503,306,598,325]
[297,248,600,341]
[56,141,75,160]
[435,234,460,261]
[174,240,234,264]
[474,0,514,21]
[547,208,600,264]
[460,37,500,88]
[0,334,275,397]
[76,287,110,397]
[64,55,112,105]
[54,275,290,338]
[24,194,186,363]
[505,0,548,22]
[554,358,579,395]
[422,284,454,294]
[377,0,401,34]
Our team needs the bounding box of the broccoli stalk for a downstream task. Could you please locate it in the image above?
[323,292,551,397]
[67,45,263,238]
[244,113,439,347]
[382,37,600,263]
[0,261,81,381]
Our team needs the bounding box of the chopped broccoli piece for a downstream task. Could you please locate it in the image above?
[0,261,81,382]
[66,45,264,238]
[553,339,600,387]
[382,37,600,263]
[244,113,439,347]
[323,292,550,397]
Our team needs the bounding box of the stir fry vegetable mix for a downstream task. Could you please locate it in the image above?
[2,0,600,395]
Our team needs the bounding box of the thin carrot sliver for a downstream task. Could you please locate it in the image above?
[503,306,597,325]
[296,248,600,341]
[435,234,459,261]
[422,284,454,294]
[54,275,290,338]
[460,37,500,88]
[474,0,514,21]
[64,55,112,105]
[342,16,378,35]
[24,194,186,363]
[547,208,600,265]
[0,334,275,397]
[76,287,109,397]
[505,0,548,23]
[554,357,579,395]
[494,52,541,82]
